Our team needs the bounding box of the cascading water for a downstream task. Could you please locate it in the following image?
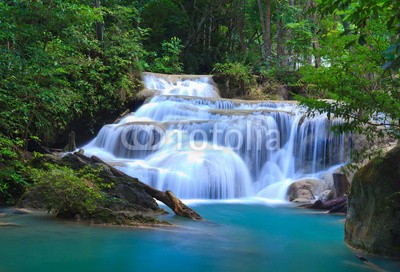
[83,73,350,200]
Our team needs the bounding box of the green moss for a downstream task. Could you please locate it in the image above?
[345,145,400,257]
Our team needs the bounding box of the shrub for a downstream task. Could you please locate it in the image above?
[27,164,109,218]
[149,37,184,74]
[0,134,29,205]
[213,62,255,97]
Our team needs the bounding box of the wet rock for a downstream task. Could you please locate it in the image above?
[106,177,161,213]
[345,145,400,257]
[29,153,62,168]
[287,178,329,203]
[292,197,314,204]
[320,190,333,201]
[59,153,89,170]
[24,153,163,218]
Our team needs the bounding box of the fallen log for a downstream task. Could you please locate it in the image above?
[301,195,347,214]
[77,153,202,220]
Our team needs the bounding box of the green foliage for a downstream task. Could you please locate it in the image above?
[317,0,400,71]
[264,69,301,85]
[140,0,188,54]
[213,62,255,97]
[297,1,400,164]
[27,163,109,218]
[213,62,255,85]
[0,0,147,144]
[0,134,29,205]
[149,37,184,74]
[284,19,314,64]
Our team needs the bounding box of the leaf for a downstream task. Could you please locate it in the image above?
[358,35,366,46]
[345,40,356,49]
[387,16,395,29]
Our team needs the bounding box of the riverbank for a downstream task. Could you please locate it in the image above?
[0,207,173,229]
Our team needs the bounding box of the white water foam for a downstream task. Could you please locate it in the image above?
[82,74,350,201]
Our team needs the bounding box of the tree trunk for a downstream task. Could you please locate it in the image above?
[333,173,350,198]
[257,0,272,66]
[257,0,268,61]
[312,2,321,68]
[277,11,284,68]
[64,131,76,152]
[238,0,247,55]
[285,0,295,68]
[265,0,271,58]
[94,0,103,42]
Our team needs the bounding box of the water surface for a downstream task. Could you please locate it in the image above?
[1,203,399,272]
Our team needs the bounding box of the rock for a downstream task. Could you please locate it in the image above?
[321,171,334,187]
[60,153,89,169]
[92,155,202,220]
[106,177,161,213]
[287,178,329,203]
[25,153,163,216]
[345,144,400,257]
[89,209,170,226]
[292,197,314,204]
[24,152,202,224]
[29,153,62,168]
[27,138,50,154]
[320,190,333,201]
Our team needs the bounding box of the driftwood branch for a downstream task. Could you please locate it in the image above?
[113,109,131,124]
[77,153,202,220]
[302,195,347,214]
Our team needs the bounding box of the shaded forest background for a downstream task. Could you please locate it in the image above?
[0,0,399,203]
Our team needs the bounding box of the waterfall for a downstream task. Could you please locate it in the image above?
[83,73,350,200]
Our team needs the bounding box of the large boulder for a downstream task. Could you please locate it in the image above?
[345,145,400,257]
[287,178,329,203]
[23,153,164,219]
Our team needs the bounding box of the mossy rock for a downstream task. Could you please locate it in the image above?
[345,145,400,257]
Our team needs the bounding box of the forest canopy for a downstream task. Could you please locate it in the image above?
[0,0,398,143]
